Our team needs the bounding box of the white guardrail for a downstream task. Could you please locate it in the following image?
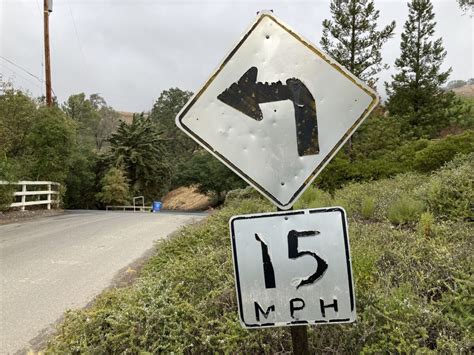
[105,195,152,212]
[0,181,60,211]
[105,205,152,212]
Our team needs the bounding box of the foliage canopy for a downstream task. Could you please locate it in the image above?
[173,150,246,201]
[96,167,130,206]
[107,114,171,199]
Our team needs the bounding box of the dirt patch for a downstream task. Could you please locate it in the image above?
[453,84,474,98]
[117,111,134,124]
[118,111,149,124]
[0,209,64,225]
[162,186,212,211]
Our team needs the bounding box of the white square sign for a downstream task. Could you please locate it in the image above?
[230,207,355,328]
[177,12,378,209]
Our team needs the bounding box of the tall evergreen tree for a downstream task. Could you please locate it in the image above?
[457,0,473,14]
[107,113,171,199]
[62,93,100,148]
[149,88,195,163]
[321,0,396,85]
[385,0,460,138]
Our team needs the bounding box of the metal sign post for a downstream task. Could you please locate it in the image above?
[281,207,309,355]
[291,324,309,355]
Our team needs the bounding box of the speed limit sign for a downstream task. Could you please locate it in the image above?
[230,207,355,328]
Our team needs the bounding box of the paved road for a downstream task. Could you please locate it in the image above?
[0,210,204,354]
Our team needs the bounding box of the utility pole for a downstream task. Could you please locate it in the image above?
[43,0,53,106]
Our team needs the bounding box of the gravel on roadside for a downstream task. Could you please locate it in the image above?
[0,209,64,225]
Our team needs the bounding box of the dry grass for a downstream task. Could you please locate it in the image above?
[452,84,474,98]
[162,186,212,210]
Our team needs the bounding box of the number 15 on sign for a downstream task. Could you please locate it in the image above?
[229,208,356,328]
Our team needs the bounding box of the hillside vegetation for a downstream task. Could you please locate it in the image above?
[46,154,472,353]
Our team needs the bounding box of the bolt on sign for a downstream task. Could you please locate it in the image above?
[176,11,379,210]
[230,208,355,327]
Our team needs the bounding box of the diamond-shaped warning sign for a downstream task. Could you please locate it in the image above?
[176,12,378,209]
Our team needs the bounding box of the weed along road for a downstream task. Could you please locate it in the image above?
[0,210,205,354]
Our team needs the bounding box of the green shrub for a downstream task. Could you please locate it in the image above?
[387,195,425,225]
[224,186,265,206]
[318,139,433,192]
[46,196,472,353]
[0,158,17,211]
[360,196,376,219]
[349,139,431,182]
[418,212,435,238]
[95,167,130,206]
[351,113,404,160]
[413,131,474,173]
[455,96,474,130]
[415,153,473,221]
[315,152,352,192]
[0,184,14,211]
[173,150,246,203]
[334,173,425,221]
[336,131,473,189]
[63,148,99,209]
[46,166,473,353]
[293,186,333,209]
[27,107,76,184]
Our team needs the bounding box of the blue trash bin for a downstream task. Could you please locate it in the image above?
[152,201,162,212]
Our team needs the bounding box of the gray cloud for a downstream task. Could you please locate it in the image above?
[1,0,472,112]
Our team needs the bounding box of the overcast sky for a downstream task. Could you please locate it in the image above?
[1,0,473,112]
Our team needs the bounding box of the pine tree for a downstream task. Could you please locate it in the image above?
[149,88,195,164]
[385,0,460,138]
[321,0,396,86]
[457,0,473,15]
[96,167,130,206]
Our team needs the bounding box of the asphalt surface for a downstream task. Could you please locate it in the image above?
[0,210,205,354]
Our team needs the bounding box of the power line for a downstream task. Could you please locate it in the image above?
[65,0,88,72]
[35,0,41,14]
[0,67,43,90]
[1,63,58,99]
[0,56,45,84]
[0,60,44,90]
[0,38,58,100]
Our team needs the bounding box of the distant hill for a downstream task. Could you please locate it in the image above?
[117,111,149,124]
[117,111,134,124]
[452,84,474,98]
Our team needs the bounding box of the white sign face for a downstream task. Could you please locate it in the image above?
[176,12,378,209]
[230,207,355,328]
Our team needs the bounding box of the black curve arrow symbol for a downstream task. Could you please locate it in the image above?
[217,66,319,156]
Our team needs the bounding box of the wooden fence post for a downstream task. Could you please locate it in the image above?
[21,184,27,212]
[47,183,51,210]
